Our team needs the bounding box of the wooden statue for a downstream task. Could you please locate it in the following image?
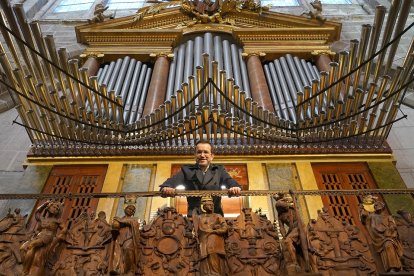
[20,201,65,276]
[308,207,376,275]
[226,207,281,275]
[394,209,414,272]
[275,194,302,274]
[141,206,197,275]
[193,196,228,276]
[111,204,140,275]
[360,200,403,273]
[0,208,27,276]
[52,211,112,275]
[88,2,113,24]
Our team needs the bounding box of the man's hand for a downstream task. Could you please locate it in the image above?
[228,187,241,197]
[161,187,176,197]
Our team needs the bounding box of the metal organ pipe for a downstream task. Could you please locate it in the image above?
[231,44,243,91]
[373,0,401,82]
[174,43,186,92]
[384,0,411,75]
[137,68,152,120]
[0,1,35,75]
[102,61,116,85]
[184,40,194,81]
[279,58,299,112]
[222,39,233,78]
[120,59,137,101]
[268,62,287,119]
[239,48,251,98]
[194,36,203,69]
[264,64,282,118]
[293,56,310,88]
[129,64,148,124]
[286,54,305,92]
[300,59,314,84]
[166,47,178,100]
[97,64,109,84]
[123,61,143,123]
[107,58,123,91]
[274,59,296,122]
[214,36,223,71]
[362,5,386,89]
[204,32,214,74]
[114,56,131,96]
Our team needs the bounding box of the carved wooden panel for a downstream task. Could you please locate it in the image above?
[53,211,112,275]
[226,208,281,275]
[312,163,378,229]
[394,210,414,272]
[140,207,198,275]
[307,208,376,275]
[29,165,107,230]
[172,164,248,216]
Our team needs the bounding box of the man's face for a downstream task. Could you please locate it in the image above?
[195,143,214,169]
[203,202,213,213]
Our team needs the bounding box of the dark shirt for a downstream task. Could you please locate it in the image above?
[160,164,241,216]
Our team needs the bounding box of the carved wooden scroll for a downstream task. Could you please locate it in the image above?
[395,210,414,272]
[226,207,281,276]
[52,211,112,275]
[308,208,376,276]
[140,207,198,275]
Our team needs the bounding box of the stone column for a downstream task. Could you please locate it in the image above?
[246,53,275,113]
[80,53,103,76]
[143,53,170,116]
[312,50,335,72]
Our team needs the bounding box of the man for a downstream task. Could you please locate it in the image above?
[160,140,241,216]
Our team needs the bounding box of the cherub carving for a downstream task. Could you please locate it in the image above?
[302,0,326,23]
[88,2,113,24]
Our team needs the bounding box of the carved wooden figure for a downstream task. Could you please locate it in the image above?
[226,207,281,276]
[20,201,65,276]
[111,204,141,275]
[308,208,376,275]
[360,200,403,273]
[0,208,27,276]
[52,211,112,275]
[193,196,228,276]
[394,210,414,272]
[140,206,198,275]
[275,194,302,274]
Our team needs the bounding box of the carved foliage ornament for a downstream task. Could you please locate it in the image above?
[134,0,269,25]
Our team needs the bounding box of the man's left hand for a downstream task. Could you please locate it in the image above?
[228,187,241,196]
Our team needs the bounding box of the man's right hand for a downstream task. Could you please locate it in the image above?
[161,187,176,197]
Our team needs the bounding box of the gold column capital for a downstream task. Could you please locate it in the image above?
[79,52,104,62]
[149,52,174,60]
[242,52,266,60]
[311,49,336,58]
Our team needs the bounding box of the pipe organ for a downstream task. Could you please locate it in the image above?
[0,0,413,156]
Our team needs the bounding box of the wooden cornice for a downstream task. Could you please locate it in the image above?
[75,5,341,62]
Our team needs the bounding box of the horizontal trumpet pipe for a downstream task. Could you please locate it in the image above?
[0,12,21,69]
[352,24,371,90]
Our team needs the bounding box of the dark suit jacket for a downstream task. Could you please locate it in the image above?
[160,164,241,216]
